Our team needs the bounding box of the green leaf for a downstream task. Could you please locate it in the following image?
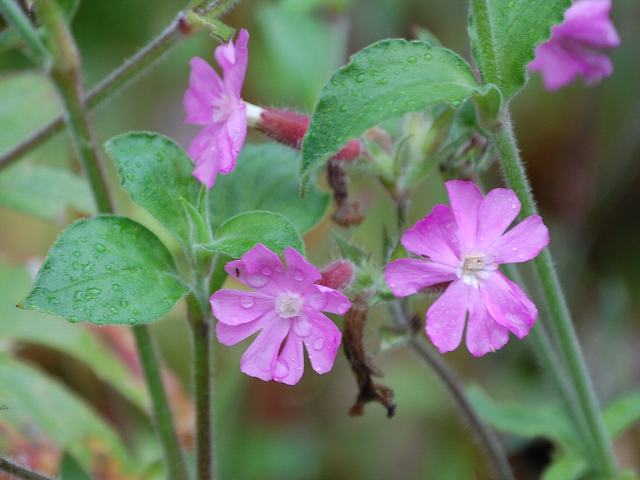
[0,72,61,156]
[106,132,202,245]
[209,143,329,233]
[0,259,147,410]
[252,2,347,109]
[204,211,304,258]
[467,385,578,447]
[542,453,589,480]
[0,164,93,221]
[603,390,640,438]
[469,0,571,99]
[0,352,135,473]
[21,216,188,325]
[300,39,497,189]
[60,452,92,480]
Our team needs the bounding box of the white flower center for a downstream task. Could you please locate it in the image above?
[458,253,496,287]
[275,293,303,318]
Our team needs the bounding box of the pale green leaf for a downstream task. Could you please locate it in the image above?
[0,164,93,221]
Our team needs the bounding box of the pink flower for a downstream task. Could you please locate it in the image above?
[183,29,249,188]
[211,244,351,384]
[384,181,549,356]
[528,0,620,91]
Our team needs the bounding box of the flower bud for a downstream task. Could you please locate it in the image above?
[318,260,355,290]
[253,107,363,161]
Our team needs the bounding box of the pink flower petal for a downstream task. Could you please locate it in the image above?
[238,243,289,294]
[222,104,247,172]
[488,215,549,264]
[384,258,457,297]
[476,188,521,250]
[188,124,224,188]
[466,294,509,357]
[184,57,224,125]
[210,289,274,326]
[240,314,291,381]
[302,312,342,375]
[445,180,483,252]
[480,272,536,338]
[284,247,322,286]
[216,29,249,96]
[215,311,272,346]
[305,285,351,314]
[273,333,304,385]
[426,280,470,353]
[561,0,620,49]
[401,204,460,266]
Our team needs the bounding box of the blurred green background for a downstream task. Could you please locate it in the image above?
[1,0,639,478]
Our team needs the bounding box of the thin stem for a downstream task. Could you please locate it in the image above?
[0,1,235,171]
[188,295,214,479]
[132,326,190,480]
[0,0,47,62]
[489,111,617,475]
[0,457,54,480]
[35,1,188,477]
[389,303,515,480]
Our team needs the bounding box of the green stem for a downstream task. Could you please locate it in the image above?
[0,0,47,62]
[389,303,514,480]
[490,111,617,475]
[188,294,215,479]
[0,456,53,480]
[0,0,236,171]
[132,326,189,480]
[35,1,188,477]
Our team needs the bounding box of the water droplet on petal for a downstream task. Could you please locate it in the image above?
[273,360,289,379]
[240,297,254,309]
[246,274,269,288]
[261,267,272,276]
[313,337,324,350]
[292,270,304,282]
[294,317,312,337]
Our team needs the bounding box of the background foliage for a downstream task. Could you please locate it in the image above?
[1,0,639,478]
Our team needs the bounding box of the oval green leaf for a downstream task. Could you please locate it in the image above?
[21,216,188,325]
[209,142,329,233]
[105,132,201,245]
[301,39,491,188]
[204,211,304,258]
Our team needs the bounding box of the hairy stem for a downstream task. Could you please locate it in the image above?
[390,303,514,480]
[188,295,215,480]
[34,1,188,477]
[0,457,54,480]
[132,326,189,480]
[0,0,235,171]
[0,0,47,62]
[490,111,617,475]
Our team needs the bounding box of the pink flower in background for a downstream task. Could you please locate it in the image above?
[211,244,351,384]
[184,29,249,188]
[528,0,620,91]
[384,181,549,356]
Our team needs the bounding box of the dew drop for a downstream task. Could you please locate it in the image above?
[313,337,324,350]
[94,243,106,253]
[294,317,312,337]
[355,73,365,83]
[246,274,269,288]
[261,267,272,276]
[424,53,433,61]
[273,360,289,379]
[240,297,255,309]
[292,270,304,282]
[407,55,417,63]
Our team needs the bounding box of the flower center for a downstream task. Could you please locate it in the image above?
[275,293,303,319]
[459,253,496,287]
